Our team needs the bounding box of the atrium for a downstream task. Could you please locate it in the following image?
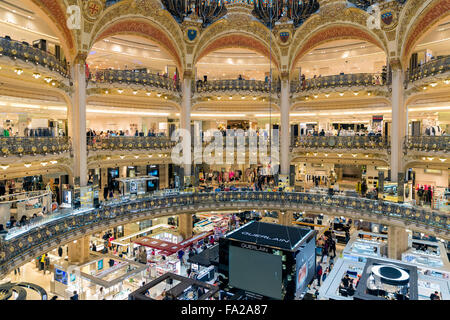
[0,0,449,304]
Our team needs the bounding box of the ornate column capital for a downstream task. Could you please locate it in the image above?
[280,71,290,82]
[73,52,88,66]
[389,58,403,71]
[183,70,194,80]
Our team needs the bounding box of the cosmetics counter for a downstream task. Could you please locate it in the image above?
[319,256,450,300]
[342,231,388,262]
[51,253,147,300]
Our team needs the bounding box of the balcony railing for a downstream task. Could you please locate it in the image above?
[195,79,280,94]
[0,137,71,157]
[294,135,389,150]
[87,136,176,152]
[0,191,447,275]
[0,37,68,77]
[89,69,180,92]
[405,136,449,153]
[407,55,450,83]
[291,73,387,93]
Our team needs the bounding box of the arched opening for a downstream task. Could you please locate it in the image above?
[290,24,387,76]
[86,34,181,137]
[194,34,280,72]
[90,19,183,74]
[404,14,450,161]
[402,0,450,67]
[293,39,387,79]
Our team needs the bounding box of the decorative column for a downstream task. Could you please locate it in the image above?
[390,61,407,183]
[68,236,90,264]
[387,226,409,260]
[68,54,88,187]
[181,71,193,184]
[280,73,290,179]
[178,213,193,239]
[278,211,293,226]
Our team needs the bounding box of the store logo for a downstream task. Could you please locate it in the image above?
[67,5,81,30]
[240,243,269,253]
[241,231,290,243]
[171,128,280,174]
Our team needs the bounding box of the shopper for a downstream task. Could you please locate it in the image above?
[58,246,63,257]
[70,291,79,300]
[50,295,58,300]
[99,287,104,300]
[322,267,329,283]
[316,263,323,285]
[430,291,441,300]
[40,254,46,274]
[177,249,185,265]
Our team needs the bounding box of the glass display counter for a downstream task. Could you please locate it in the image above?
[343,231,387,262]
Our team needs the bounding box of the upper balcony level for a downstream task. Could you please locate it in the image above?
[0,135,446,164]
[0,137,71,158]
[406,55,450,87]
[292,135,390,153]
[87,136,176,154]
[88,69,180,94]
[291,72,389,94]
[0,36,68,78]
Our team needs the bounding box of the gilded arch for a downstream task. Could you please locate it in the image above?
[88,0,186,72]
[399,0,450,67]
[288,5,388,75]
[22,0,77,61]
[193,17,282,71]
[290,24,388,75]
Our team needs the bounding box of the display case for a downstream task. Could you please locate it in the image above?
[343,231,388,262]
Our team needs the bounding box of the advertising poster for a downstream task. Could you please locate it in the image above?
[295,238,316,294]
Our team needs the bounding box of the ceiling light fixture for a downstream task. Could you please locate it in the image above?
[50,160,58,164]
[44,77,52,83]
[117,89,123,94]
[14,68,23,75]
[32,73,41,79]
[0,165,9,170]
[40,162,48,166]
[24,163,32,168]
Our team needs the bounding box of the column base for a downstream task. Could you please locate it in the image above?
[278,211,293,226]
[388,226,409,260]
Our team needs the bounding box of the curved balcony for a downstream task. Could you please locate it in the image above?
[89,69,180,93]
[195,79,280,94]
[0,191,448,276]
[405,136,449,153]
[291,73,387,93]
[293,135,390,151]
[0,137,71,158]
[407,55,450,83]
[87,136,176,153]
[0,37,68,77]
